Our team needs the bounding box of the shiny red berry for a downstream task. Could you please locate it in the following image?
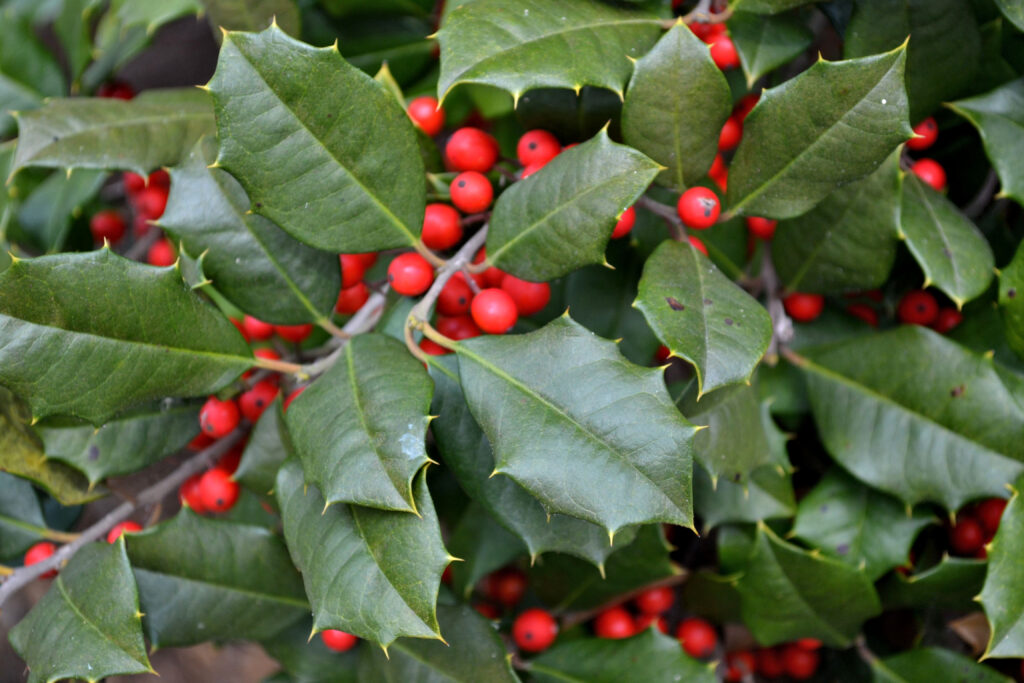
[419,338,450,356]
[450,171,493,213]
[745,216,777,240]
[446,127,499,172]
[283,387,305,411]
[336,282,370,314]
[275,324,313,344]
[179,473,206,512]
[724,651,756,682]
[215,444,243,475]
[521,160,548,178]
[513,608,558,653]
[795,638,822,650]
[846,303,878,327]
[911,158,947,191]
[719,116,742,151]
[146,238,176,267]
[98,81,134,100]
[437,274,473,316]
[388,252,435,296]
[239,379,279,422]
[90,210,126,243]
[710,36,740,70]
[242,316,275,340]
[501,274,551,317]
[471,288,518,334]
[408,96,445,136]
[950,516,985,555]
[474,602,500,619]
[976,498,1008,537]
[25,541,58,578]
[677,617,717,658]
[692,22,726,42]
[135,186,168,219]
[436,314,481,341]
[757,647,785,678]
[148,170,170,188]
[354,252,377,269]
[517,129,561,166]
[634,613,670,633]
[677,187,720,229]
[199,468,240,514]
[689,236,709,256]
[898,290,939,326]
[106,521,142,544]
[339,254,367,289]
[907,117,938,151]
[422,203,463,250]
[611,206,636,239]
[472,248,505,287]
[784,292,825,322]
[485,567,528,606]
[932,307,962,334]
[782,643,820,680]
[634,586,675,615]
[123,171,146,194]
[594,606,636,639]
[734,93,760,120]
[200,396,240,438]
[321,629,358,652]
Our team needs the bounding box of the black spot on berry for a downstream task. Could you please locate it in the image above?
[458,180,466,188]
[666,296,685,311]
[528,142,537,150]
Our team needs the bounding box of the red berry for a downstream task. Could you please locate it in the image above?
[407,96,445,137]
[283,387,306,411]
[692,22,726,42]
[745,216,777,240]
[513,608,558,653]
[421,203,463,250]
[106,521,142,544]
[474,603,500,619]
[339,254,367,289]
[911,158,947,191]
[517,129,561,167]
[179,473,206,513]
[147,169,170,188]
[784,292,825,322]
[241,316,273,340]
[187,432,214,451]
[846,303,879,327]
[354,252,377,269]
[949,516,985,555]
[25,542,58,578]
[276,324,313,344]
[437,274,474,316]
[634,586,675,615]
[500,274,551,317]
[472,248,505,287]
[215,443,243,474]
[594,606,636,639]
[795,638,822,650]
[123,171,146,195]
[321,629,358,652]
[388,252,435,296]
[239,379,279,422]
[611,206,636,239]
[436,314,481,341]
[634,613,670,633]
[907,117,938,151]
[199,396,240,438]
[709,153,726,178]
[757,647,785,678]
[689,236,709,256]
[782,643,820,680]
[450,171,493,214]
[484,568,527,607]
[146,238,176,267]
[898,290,939,326]
[677,187,720,229]
[336,282,370,314]
[98,81,134,100]
[654,345,672,364]
[719,116,742,151]
[471,288,518,334]
[932,307,962,334]
[252,349,282,374]
[90,210,126,243]
[976,498,1008,537]
[419,338,450,355]
[135,186,168,219]
[710,165,728,192]
[446,127,499,172]
[724,651,756,682]
[734,93,760,120]
[710,36,740,70]
[677,617,717,658]
[199,468,240,514]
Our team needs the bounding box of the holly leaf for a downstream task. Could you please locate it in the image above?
[727,47,911,219]
[447,503,526,599]
[0,471,48,559]
[200,0,302,36]
[791,469,932,581]
[694,463,795,530]
[209,24,425,252]
[994,0,1024,32]
[530,630,716,683]
[456,315,698,536]
[276,459,449,648]
[0,249,252,424]
[0,13,64,136]
[287,333,432,512]
[682,569,742,624]
[160,140,341,325]
[356,602,519,682]
[37,402,200,486]
[877,556,987,610]
[794,326,1024,509]
[11,89,215,176]
[899,174,994,307]
[486,130,661,282]
[730,11,814,88]
[735,523,882,647]
[234,398,291,495]
[730,0,814,14]
[1000,241,1024,360]
[636,240,772,396]
[873,647,1011,683]
[773,148,902,294]
[9,541,153,683]
[126,510,307,647]
[262,618,359,683]
[15,167,106,253]
[948,78,1024,208]
[436,0,662,101]
[620,23,732,190]
[980,475,1024,658]
[430,358,623,568]
[104,0,202,33]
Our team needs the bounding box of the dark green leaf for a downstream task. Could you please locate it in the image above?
[900,174,994,306]
[235,398,291,495]
[735,523,881,646]
[877,556,987,610]
[486,130,661,282]
[980,475,1024,658]
[356,603,519,682]
[12,89,215,175]
[772,148,902,294]
[9,541,152,683]
[730,0,815,14]
[262,618,359,683]
[15,168,106,253]
[37,402,199,486]
[994,0,1024,31]
[200,0,301,36]
[948,78,1024,208]
[681,570,742,623]
[430,358,621,568]
[456,315,697,536]
[104,0,202,33]
[436,0,662,100]
[1000,240,1024,360]
[126,510,307,647]
[448,503,525,599]
[730,11,814,87]
[54,0,97,85]
[636,240,772,396]
[792,469,932,580]
[287,334,432,512]
[210,24,425,252]
[276,459,449,647]
[872,647,1011,682]
[0,13,64,136]
[160,140,341,325]
[621,23,732,190]
[845,0,982,122]
[796,326,1024,509]
[0,471,48,559]
[0,249,252,424]
[530,630,716,683]
[727,47,911,219]
[694,463,795,530]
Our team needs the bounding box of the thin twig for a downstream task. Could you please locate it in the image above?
[299,290,388,378]
[318,317,351,340]
[964,169,1000,219]
[636,196,686,242]
[409,227,489,327]
[761,245,792,363]
[122,226,162,261]
[0,429,246,610]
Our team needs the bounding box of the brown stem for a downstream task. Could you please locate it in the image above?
[637,195,686,242]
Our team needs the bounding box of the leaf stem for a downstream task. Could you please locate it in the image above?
[298,289,388,378]
[637,195,686,242]
[964,169,1000,219]
[318,317,351,340]
[252,355,305,375]
[761,244,793,363]
[0,428,246,609]
[414,240,447,268]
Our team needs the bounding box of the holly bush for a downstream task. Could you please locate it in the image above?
[2,0,1024,681]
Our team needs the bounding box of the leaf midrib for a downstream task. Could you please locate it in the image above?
[904,177,967,299]
[133,566,308,608]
